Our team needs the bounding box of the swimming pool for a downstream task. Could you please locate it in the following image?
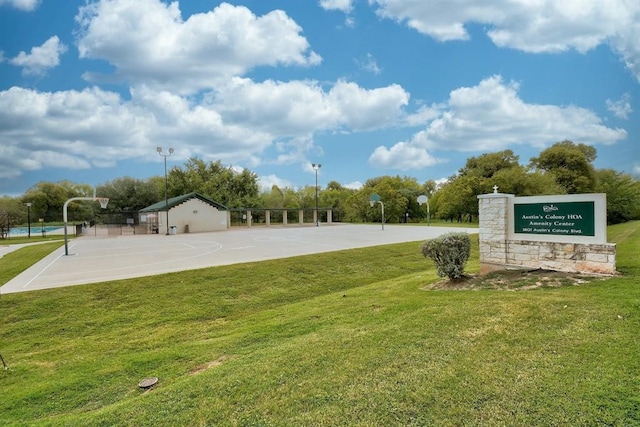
[7,226,64,236]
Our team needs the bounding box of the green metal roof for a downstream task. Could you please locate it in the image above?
[140,192,227,212]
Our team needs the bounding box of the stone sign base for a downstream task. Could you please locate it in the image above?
[479,240,616,275]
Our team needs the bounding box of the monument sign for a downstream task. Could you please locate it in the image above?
[477,191,615,275]
[507,193,607,244]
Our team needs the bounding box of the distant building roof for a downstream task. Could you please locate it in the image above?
[140,192,227,212]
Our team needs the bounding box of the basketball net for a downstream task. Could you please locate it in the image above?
[96,197,109,209]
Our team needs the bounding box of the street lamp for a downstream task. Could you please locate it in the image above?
[157,147,174,235]
[312,163,322,226]
[25,202,32,238]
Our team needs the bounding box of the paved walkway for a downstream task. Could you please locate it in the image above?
[1,224,477,294]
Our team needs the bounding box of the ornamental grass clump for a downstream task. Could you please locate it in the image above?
[420,232,471,281]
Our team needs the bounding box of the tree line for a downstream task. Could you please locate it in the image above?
[1,140,639,236]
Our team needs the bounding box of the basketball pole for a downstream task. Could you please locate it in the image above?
[63,197,109,256]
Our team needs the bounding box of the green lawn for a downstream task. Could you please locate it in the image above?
[0,241,65,284]
[0,235,64,246]
[1,222,639,426]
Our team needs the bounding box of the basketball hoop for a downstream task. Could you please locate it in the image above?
[96,197,109,209]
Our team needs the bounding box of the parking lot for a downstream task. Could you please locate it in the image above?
[1,224,477,294]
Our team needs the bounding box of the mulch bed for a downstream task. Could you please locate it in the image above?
[423,269,609,291]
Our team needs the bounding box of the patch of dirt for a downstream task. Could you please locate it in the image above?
[189,355,232,375]
[422,269,608,291]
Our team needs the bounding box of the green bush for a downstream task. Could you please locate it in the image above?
[420,232,471,280]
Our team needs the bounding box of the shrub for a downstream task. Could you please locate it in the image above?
[420,232,471,280]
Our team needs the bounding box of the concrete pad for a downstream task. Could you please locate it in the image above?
[1,224,477,294]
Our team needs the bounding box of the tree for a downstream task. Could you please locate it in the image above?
[344,190,372,223]
[529,140,597,193]
[431,175,486,222]
[491,165,564,196]
[295,185,316,210]
[262,185,285,209]
[431,150,522,222]
[167,157,259,207]
[96,177,162,220]
[21,181,93,223]
[320,181,355,222]
[595,169,640,224]
[356,175,420,223]
[458,150,520,178]
[0,196,22,239]
[227,168,260,208]
[420,180,437,198]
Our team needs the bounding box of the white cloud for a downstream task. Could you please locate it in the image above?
[215,78,336,135]
[258,174,294,192]
[0,75,410,180]
[0,86,153,178]
[370,0,640,81]
[273,135,319,167]
[0,0,39,11]
[319,0,354,13]
[215,77,409,134]
[358,53,381,75]
[0,85,269,179]
[606,94,633,119]
[372,75,627,170]
[610,22,640,82]
[75,0,322,94]
[327,80,409,130]
[131,85,274,162]
[9,36,67,75]
[419,76,626,150]
[403,104,443,127]
[344,180,363,190]
[369,142,445,169]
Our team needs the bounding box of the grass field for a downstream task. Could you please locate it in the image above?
[1,222,639,426]
[0,235,64,246]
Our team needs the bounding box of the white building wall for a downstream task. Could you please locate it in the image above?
[169,198,228,233]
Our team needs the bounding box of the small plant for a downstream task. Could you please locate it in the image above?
[420,232,471,280]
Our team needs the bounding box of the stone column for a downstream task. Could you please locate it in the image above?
[247,210,252,228]
[283,210,288,226]
[299,210,304,225]
[327,209,332,224]
[477,191,513,274]
[266,210,271,227]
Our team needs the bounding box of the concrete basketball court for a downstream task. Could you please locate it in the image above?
[1,224,477,294]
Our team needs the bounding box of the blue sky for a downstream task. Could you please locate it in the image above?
[1,0,638,197]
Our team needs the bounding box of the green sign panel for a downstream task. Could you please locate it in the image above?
[514,201,595,236]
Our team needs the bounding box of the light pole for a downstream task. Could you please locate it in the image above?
[157,147,174,235]
[25,202,32,238]
[312,163,321,226]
